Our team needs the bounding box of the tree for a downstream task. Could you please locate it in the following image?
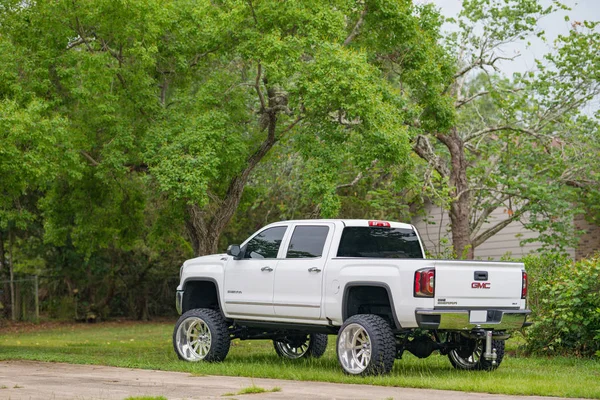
[410,0,600,258]
[143,0,446,255]
[0,0,191,318]
[0,0,458,262]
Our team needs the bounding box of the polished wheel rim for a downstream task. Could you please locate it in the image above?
[338,323,371,374]
[275,337,309,359]
[450,341,482,368]
[176,317,211,361]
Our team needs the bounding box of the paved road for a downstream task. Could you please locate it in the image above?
[0,360,585,400]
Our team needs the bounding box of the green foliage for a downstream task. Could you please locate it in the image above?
[521,252,572,316]
[525,254,600,357]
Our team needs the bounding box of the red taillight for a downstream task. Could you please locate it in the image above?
[414,268,435,297]
[368,220,391,228]
[522,271,528,299]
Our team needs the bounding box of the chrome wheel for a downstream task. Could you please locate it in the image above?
[338,323,372,374]
[449,342,482,369]
[274,339,309,359]
[447,334,505,371]
[175,317,212,361]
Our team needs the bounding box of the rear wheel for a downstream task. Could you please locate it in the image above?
[448,335,505,371]
[336,314,395,375]
[173,308,231,362]
[273,333,328,359]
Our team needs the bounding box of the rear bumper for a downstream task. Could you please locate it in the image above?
[415,308,531,330]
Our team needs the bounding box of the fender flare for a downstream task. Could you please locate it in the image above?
[341,281,402,330]
[181,278,224,316]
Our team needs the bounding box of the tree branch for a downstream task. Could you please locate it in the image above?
[80,150,99,166]
[455,90,490,108]
[189,47,220,68]
[280,114,303,136]
[413,135,450,178]
[464,125,546,142]
[470,193,510,237]
[472,207,526,248]
[343,5,368,46]
[336,159,379,190]
[255,63,266,112]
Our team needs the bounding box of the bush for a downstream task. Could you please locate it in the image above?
[524,254,600,357]
[522,253,572,316]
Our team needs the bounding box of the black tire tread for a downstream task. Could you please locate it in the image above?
[448,339,505,371]
[273,333,328,359]
[307,333,328,358]
[173,308,231,362]
[479,340,505,371]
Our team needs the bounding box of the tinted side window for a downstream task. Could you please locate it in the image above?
[244,226,287,259]
[337,227,423,259]
[286,226,330,258]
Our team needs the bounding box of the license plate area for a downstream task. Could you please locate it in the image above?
[469,310,488,323]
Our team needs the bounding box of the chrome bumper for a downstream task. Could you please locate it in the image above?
[415,308,531,330]
[176,290,183,315]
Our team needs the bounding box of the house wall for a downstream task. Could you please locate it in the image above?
[574,214,600,260]
[412,202,576,260]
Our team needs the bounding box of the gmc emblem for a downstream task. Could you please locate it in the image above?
[472,282,491,289]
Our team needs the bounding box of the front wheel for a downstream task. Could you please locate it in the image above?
[173,308,231,362]
[273,333,328,359]
[448,335,505,371]
[336,314,395,375]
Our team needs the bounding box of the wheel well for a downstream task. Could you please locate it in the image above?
[343,285,399,330]
[182,280,220,313]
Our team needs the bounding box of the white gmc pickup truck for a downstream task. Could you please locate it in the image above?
[174,219,530,375]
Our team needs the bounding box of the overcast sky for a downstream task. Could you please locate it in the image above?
[424,0,600,78]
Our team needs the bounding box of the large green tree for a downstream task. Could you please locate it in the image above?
[0,0,449,317]
[142,0,447,255]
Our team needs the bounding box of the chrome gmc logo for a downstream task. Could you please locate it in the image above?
[472,282,491,289]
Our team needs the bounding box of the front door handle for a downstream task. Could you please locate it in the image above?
[308,267,322,273]
[261,266,273,272]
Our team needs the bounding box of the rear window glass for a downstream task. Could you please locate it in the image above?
[336,227,423,259]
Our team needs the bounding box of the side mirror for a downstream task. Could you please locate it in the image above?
[226,244,242,259]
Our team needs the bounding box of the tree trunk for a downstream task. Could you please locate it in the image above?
[0,231,9,318]
[437,129,473,259]
[185,205,222,256]
[9,230,16,320]
[186,110,280,256]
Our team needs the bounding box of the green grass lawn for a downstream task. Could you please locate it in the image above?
[0,321,598,398]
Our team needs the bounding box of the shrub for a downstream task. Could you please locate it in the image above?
[524,254,600,357]
[522,252,572,317]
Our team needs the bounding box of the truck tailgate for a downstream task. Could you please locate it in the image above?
[433,260,523,308]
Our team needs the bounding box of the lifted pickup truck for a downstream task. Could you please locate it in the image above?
[174,219,530,375]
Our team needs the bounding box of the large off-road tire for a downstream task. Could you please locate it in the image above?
[273,333,328,359]
[173,308,231,362]
[336,314,395,375]
[448,335,505,371]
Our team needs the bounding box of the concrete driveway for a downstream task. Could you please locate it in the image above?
[0,360,586,400]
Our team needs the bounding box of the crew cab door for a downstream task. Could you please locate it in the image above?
[223,225,288,318]
[273,223,334,319]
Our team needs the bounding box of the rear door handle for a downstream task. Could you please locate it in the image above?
[261,266,273,272]
[308,267,322,273]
